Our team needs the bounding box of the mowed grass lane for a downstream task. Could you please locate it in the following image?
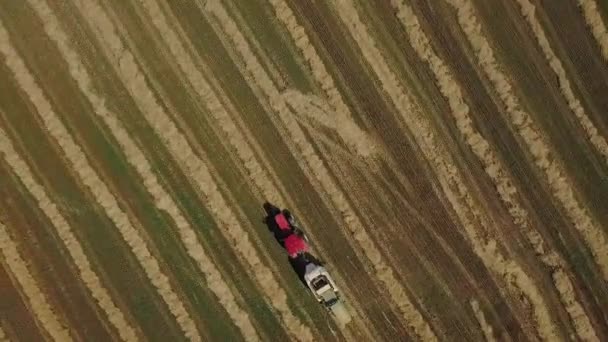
[11,0,284,340]
[0,161,113,341]
[0,3,193,340]
[90,0,324,338]
[46,2,294,340]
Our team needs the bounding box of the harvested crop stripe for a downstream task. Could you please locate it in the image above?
[71,0,312,340]
[0,122,139,341]
[0,12,200,341]
[332,0,552,339]
[268,0,375,157]
[470,300,496,342]
[390,1,564,340]
[577,0,608,62]
[28,0,260,340]
[201,0,436,340]
[514,0,608,277]
[0,220,71,342]
[516,0,608,166]
[445,1,600,340]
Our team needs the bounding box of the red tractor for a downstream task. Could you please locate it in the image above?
[262,202,351,325]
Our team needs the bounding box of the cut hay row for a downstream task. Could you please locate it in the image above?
[29,1,261,340]
[514,0,608,277]
[515,0,608,166]
[72,0,312,340]
[0,325,5,342]
[268,0,375,157]
[445,1,600,340]
[470,300,496,342]
[200,0,436,340]
[332,0,548,339]
[0,220,71,341]
[577,0,608,62]
[389,1,563,340]
[0,12,200,341]
[0,121,139,341]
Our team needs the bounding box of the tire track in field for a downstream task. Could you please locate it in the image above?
[0,14,201,341]
[268,0,375,157]
[333,0,550,339]
[30,1,260,340]
[0,220,72,341]
[470,300,496,342]
[445,1,600,339]
[201,1,436,340]
[577,0,608,62]
[514,0,608,274]
[389,1,564,340]
[72,0,312,340]
[515,0,608,166]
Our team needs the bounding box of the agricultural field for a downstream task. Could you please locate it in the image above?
[1,0,608,341]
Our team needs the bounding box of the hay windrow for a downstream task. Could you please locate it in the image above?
[0,124,139,341]
[577,0,608,62]
[71,0,311,340]
[514,0,608,279]
[470,300,496,342]
[28,0,261,339]
[516,0,608,166]
[0,220,72,342]
[445,1,600,339]
[202,0,436,340]
[0,12,200,341]
[268,0,376,157]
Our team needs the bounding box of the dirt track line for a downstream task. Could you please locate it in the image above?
[0,123,140,341]
[445,1,600,340]
[390,1,565,340]
[0,221,71,341]
[470,300,496,342]
[31,1,260,341]
[0,10,201,341]
[515,0,608,167]
[268,0,375,157]
[201,0,436,340]
[72,0,313,340]
[577,0,608,62]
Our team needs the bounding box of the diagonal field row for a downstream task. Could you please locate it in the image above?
[1,0,607,341]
